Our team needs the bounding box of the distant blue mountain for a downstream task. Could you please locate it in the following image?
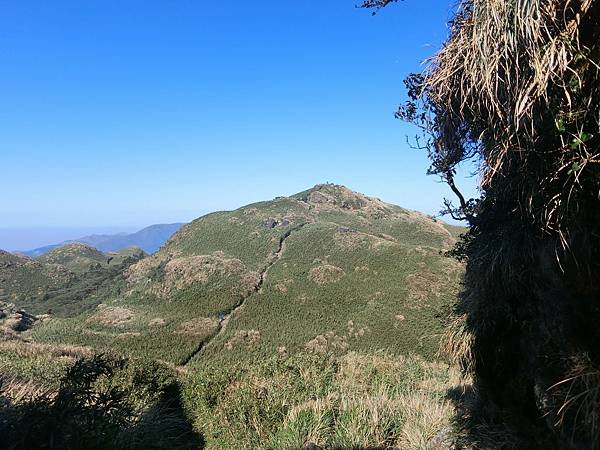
[23,223,185,257]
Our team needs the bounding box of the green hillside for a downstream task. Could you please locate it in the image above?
[2,184,466,449]
[0,245,145,316]
[28,184,462,365]
[0,250,74,307]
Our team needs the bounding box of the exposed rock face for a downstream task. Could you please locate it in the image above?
[297,184,393,218]
[264,218,290,229]
[0,302,38,336]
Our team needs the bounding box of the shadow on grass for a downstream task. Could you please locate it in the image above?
[0,355,204,450]
[445,384,564,450]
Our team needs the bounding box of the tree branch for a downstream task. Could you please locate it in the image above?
[445,171,468,212]
[358,0,401,14]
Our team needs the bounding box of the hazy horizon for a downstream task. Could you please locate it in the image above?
[0,226,140,252]
[0,181,472,251]
[0,222,187,252]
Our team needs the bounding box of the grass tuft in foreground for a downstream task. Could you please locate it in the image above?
[184,350,459,449]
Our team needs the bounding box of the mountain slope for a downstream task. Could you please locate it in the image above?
[0,245,145,316]
[0,250,74,306]
[30,184,463,365]
[23,223,184,257]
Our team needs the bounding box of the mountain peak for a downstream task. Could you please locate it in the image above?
[304,183,354,195]
[292,183,393,217]
[43,242,103,259]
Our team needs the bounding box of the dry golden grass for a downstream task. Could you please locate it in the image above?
[420,0,598,235]
[124,254,166,285]
[189,350,463,449]
[162,255,245,290]
[308,264,345,285]
[303,184,393,218]
[396,390,453,448]
[176,317,219,339]
[0,339,93,360]
[86,305,133,327]
[438,313,475,375]
[305,331,349,354]
[224,329,261,351]
[273,279,293,293]
[403,210,453,239]
[333,231,369,250]
[406,270,442,306]
[148,318,166,327]
[116,332,141,339]
[278,352,458,449]
[0,376,53,404]
[126,253,259,299]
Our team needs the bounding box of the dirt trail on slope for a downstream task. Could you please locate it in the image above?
[180,223,308,366]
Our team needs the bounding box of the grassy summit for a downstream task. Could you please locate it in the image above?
[26,184,463,366]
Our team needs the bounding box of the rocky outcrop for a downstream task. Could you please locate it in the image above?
[0,302,39,336]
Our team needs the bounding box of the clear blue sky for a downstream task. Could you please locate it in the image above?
[0,1,478,249]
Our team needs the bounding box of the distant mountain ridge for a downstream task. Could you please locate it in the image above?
[22,223,184,257]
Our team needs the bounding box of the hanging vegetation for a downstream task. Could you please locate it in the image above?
[364,0,600,447]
